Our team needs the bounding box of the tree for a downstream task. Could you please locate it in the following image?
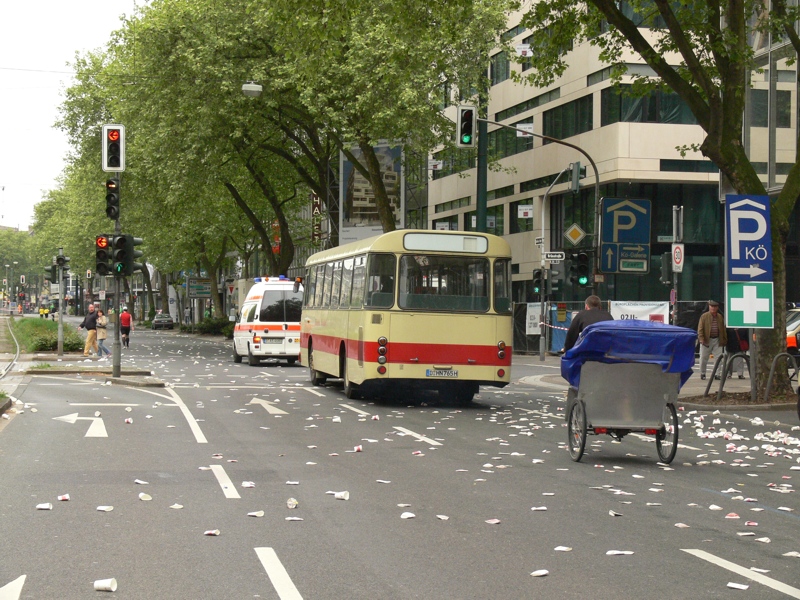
[520,0,800,399]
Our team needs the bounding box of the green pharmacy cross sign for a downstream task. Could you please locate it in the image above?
[725,281,774,329]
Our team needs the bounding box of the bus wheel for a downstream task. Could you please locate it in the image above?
[342,356,359,399]
[452,383,476,406]
[247,347,260,367]
[233,343,242,364]
[309,348,327,386]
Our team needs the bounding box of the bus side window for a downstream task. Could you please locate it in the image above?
[304,267,316,308]
[493,258,512,314]
[313,264,326,307]
[330,260,343,309]
[340,258,354,308]
[365,253,396,307]
[350,255,366,308]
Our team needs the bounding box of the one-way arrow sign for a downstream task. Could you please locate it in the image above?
[53,413,108,437]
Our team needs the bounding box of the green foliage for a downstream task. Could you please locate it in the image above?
[194,317,234,338]
[10,318,84,353]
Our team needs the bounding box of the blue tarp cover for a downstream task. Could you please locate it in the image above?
[560,320,697,389]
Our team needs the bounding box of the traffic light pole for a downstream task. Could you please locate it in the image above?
[57,250,64,357]
[112,177,122,379]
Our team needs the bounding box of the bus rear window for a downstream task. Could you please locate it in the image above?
[260,290,303,322]
[398,255,489,312]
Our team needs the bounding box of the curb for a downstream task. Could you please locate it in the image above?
[105,377,165,388]
[678,401,798,412]
[23,368,153,376]
[0,397,11,415]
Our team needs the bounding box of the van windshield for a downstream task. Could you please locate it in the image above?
[260,290,303,322]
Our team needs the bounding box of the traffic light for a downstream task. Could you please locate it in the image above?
[532,269,543,299]
[44,265,56,282]
[576,252,591,287]
[19,275,25,285]
[123,235,144,275]
[456,105,477,148]
[659,252,672,285]
[105,177,120,220]
[571,161,587,193]
[86,269,92,279]
[96,235,112,276]
[567,253,578,284]
[56,255,70,272]
[102,124,125,172]
[111,234,127,276]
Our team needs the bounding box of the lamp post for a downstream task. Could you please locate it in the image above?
[11,261,17,314]
[4,264,9,307]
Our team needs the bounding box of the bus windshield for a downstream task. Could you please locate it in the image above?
[398,254,489,312]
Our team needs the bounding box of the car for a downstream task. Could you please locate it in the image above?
[786,308,800,354]
[151,313,175,330]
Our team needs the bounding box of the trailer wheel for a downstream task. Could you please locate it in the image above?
[656,403,679,464]
[567,400,587,462]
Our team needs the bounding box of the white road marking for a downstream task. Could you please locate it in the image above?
[52,413,108,438]
[340,404,371,416]
[630,433,701,451]
[255,547,303,600]
[69,403,140,407]
[0,575,25,600]
[682,549,800,598]
[393,426,442,446]
[518,375,568,389]
[302,387,325,397]
[248,398,289,415]
[209,464,241,499]
[164,387,208,444]
[258,371,277,377]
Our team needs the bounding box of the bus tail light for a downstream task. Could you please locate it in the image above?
[377,356,387,365]
[377,346,387,355]
[497,369,505,378]
[497,340,507,359]
[377,365,387,374]
[377,337,388,363]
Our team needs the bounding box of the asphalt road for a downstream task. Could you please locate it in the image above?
[0,328,799,599]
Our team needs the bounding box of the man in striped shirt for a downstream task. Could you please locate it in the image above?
[698,300,727,380]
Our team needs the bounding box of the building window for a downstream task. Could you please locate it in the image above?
[488,117,533,159]
[661,159,718,173]
[495,88,560,121]
[432,147,475,180]
[542,95,593,141]
[601,85,696,125]
[433,215,459,230]
[490,51,510,86]
[510,199,535,233]
[464,205,504,236]
[488,185,515,201]
[434,196,471,213]
[749,89,791,128]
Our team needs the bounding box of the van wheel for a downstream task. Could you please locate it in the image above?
[286,358,297,366]
[309,348,327,386]
[342,353,359,399]
[247,347,260,366]
[233,343,242,364]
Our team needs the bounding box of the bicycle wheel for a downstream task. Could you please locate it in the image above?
[656,403,679,464]
[567,400,587,462]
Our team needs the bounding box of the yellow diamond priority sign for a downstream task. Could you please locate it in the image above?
[725,281,773,328]
[564,223,586,246]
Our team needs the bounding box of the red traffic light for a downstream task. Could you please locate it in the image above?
[96,235,109,249]
[107,128,120,142]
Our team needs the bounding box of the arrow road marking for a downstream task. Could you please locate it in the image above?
[731,265,767,278]
[52,413,108,438]
[0,575,25,600]
[209,464,240,499]
[682,549,800,598]
[248,398,288,415]
[255,548,303,600]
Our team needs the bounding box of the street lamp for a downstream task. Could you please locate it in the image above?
[242,81,262,97]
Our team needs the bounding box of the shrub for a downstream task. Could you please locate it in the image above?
[195,317,232,336]
[11,318,84,352]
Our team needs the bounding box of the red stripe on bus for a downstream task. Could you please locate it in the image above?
[303,334,511,366]
[235,324,301,332]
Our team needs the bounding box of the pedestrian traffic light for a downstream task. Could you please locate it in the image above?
[44,265,56,282]
[123,235,144,275]
[576,252,591,287]
[111,234,127,276]
[105,177,120,220]
[532,269,543,299]
[56,255,70,272]
[96,235,112,276]
[567,252,578,284]
[456,105,477,148]
[19,275,25,285]
[102,124,125,172]
[659,252,672,285]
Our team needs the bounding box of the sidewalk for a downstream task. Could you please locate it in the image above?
[519,353,797,411]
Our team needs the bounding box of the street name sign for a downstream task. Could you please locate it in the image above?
[544,252,565,261]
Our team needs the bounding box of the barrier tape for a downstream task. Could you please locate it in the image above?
[535,321,569,331]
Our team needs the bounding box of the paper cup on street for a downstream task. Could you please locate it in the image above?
[124,418,133,424]
[58,494,70,501]
[334,491,350,500]
[36,503,53,510]
[93,578,117,592]
[354,445,363,452]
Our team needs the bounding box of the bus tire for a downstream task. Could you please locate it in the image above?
[309,347,327,386]
[452,383,476,406]
[233,344,242,363]
[247,347,260,367]
[341,353,359,399]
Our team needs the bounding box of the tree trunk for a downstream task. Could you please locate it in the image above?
[357,139,397,233]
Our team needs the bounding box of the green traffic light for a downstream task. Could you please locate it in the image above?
[578,275,589,286]
[533,286,540,293]
[114,263,125,274]
[461,134,472,144]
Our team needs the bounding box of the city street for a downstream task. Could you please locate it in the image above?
[0,328,799,599]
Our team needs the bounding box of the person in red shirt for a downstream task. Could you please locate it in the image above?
[119,306,133,348]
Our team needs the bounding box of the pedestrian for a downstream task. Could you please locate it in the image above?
[38,306,44,319]
[726,327,749,379]
[697,299,727,380]
[184,306,190,325]
[563,295,615,351]
[96,309,112,359]
[119,306,133,348]
[79,304,99,357]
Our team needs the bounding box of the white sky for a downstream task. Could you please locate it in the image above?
[0,1,133,231]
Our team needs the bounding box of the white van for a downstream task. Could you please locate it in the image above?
[233,276,303,366]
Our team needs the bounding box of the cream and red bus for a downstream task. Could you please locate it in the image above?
[300,230,512,404]
[233,276,303,366]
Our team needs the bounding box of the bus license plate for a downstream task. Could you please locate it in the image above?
[426,369,458,378]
